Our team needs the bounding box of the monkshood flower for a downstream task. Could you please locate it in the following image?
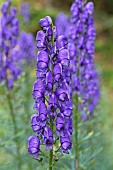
[0,0,21,89]
[19,32,36,65]
[28,16,72,160]
[19,2,30,24]
[56,0,100,117]
[68,0,100,117]
[28,136,40,158]
[55,12,70,37]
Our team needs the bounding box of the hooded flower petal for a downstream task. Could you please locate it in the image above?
[28,136,40,158]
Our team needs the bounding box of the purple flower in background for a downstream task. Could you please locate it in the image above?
[69,0,100,117]
[19,32,36,65]
[0,0,21,89]
[55,13,70,36]
[28,16,72,158]
[19,3,30,24]
[55,0,100,118]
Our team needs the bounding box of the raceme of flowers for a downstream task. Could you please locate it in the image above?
[19,32,36,65]
[28,16,73,158]
[19,2,30,24]
[0,0,21,89]
[56,0,100,119]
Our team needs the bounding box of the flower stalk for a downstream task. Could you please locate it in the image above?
[75,95,79,170]
[49,116,53,170]
[28,16,72,169]
[6,91,22,170]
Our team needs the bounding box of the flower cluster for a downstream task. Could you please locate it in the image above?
[19,32,36,65]
[69,0,100,117]
[28,16,72,158]
[55,1,100,118]
[19,3,30,24]
[0,0,21,89]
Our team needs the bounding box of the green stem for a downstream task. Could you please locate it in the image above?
[49,116,53,170]
[49,149,53,170]
[88,119,95,169]
[7,92,22,170]
[75,94,79,170]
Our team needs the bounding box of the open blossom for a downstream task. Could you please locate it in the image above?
[28,136,40,158]
[56,1,100,118]
[28,16,72,158]
[0,0,21,89]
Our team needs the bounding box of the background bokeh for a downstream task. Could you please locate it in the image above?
[0,0,113,169]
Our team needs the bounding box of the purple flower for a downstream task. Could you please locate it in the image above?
[60,132,72,153]
[28,16,72,158]
[55,0,100,119]
[48,93,57,116]
[54,64,62,82]
[18,32,36,66]
[58,49,69,66]
[39,16,52,30]
[0,0,21,89]
[31,114,42,133]
[44,126,53,150]
[19,3,30,24]
[36,31,46,50]
[28,136,40,158]
[1,2,9,14]
[69,0,100,117]
[32,80,45,100]
[85,2,94,15]
[56,35,68,50]
[37,50,49,70]
[55,13,70,37]
[46,71,53,91]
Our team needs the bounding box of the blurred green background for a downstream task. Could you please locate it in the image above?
[0,0,113,169]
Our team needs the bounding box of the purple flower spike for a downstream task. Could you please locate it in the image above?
[18,31,36,65]
[0,1,21,89]
[55,0,100,120]
[28,136,40,158]
[28,16,72,158]
[19,3,30,24]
